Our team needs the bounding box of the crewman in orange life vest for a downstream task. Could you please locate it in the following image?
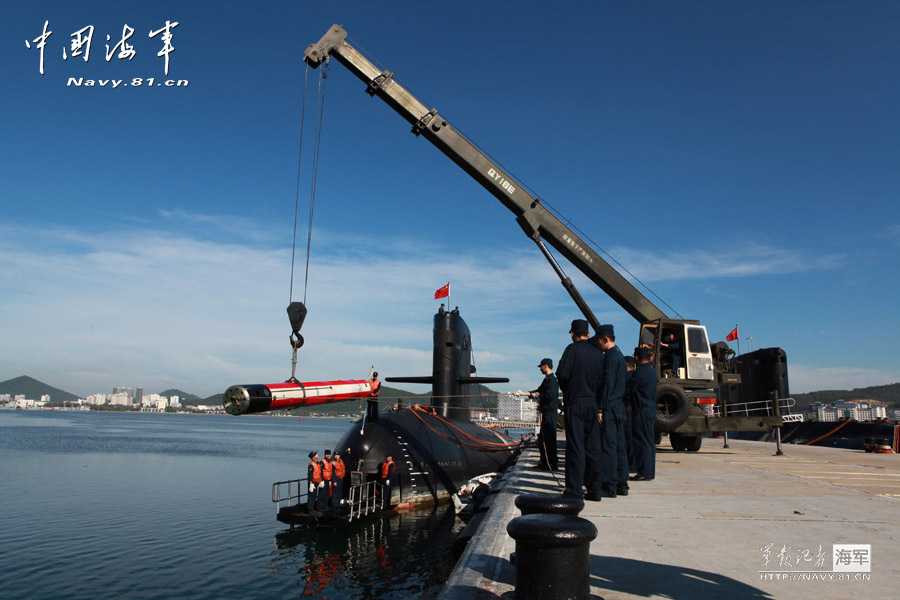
[380,455,396,509]
[319,450,333,510]
[307,451,322,512]
[330,450,347,507]
[367,372,381,422]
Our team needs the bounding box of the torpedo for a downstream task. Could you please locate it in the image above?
[222,303,526,525]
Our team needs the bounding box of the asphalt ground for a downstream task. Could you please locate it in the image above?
[438,436,900,600]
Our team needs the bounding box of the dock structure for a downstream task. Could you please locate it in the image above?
[439,437,899,600]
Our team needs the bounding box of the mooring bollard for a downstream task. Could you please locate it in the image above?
[511,493,585,565]
[515,493,584,516]
[507,513,597,600]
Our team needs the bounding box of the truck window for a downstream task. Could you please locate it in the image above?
[687,327,709,354]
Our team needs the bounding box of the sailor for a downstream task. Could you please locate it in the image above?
[330,450,347,507]
[320,450,333,509]
[307,451,323,512]
[556,319,604,500]
[660,331,682,377]
[630,347,658,481]
[623,354,637,473]
[527,358,559,470]
[380,455,396,509]
[367,372,382,423]
[438,303,446,315]
[595,324,629,498]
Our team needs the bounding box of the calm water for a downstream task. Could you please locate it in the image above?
[0,411,464,599]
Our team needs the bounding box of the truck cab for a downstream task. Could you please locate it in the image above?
[639,319,715,384]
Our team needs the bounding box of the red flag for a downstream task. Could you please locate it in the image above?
[434,283,450,299]
[726,326,739,342]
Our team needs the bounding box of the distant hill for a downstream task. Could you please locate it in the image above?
[792,382,900,410]
[158,389,201,401]
[0,375,79,403]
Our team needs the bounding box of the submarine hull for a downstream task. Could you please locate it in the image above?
[336,408,518,507]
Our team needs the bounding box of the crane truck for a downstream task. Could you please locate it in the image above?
[303,25,788,452]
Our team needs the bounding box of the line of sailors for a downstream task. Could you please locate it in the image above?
[306,449,397,512]
[306,449,348,511]
[530,319,658,502]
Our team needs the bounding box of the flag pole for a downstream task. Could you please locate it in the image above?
[735,324,740,356]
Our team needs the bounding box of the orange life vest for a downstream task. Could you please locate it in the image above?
[371,380,381,396]
[309,460,322,483]
[333,459,346,479]
[322,459,333,480]
[381,458,395,479]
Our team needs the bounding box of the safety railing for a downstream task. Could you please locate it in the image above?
[712,396,796,418]
[347,480,381,522]
[272,478,306,516]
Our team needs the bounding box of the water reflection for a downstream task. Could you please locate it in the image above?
[270,506,464,599]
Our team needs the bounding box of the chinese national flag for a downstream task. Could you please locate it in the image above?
[434,283,450,299]
[726,326,739,342]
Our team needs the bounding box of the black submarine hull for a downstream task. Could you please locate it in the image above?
[337,407,518,507]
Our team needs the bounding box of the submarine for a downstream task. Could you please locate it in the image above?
[222,304,525,523]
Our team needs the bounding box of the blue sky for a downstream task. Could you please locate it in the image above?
[2,1,898,399]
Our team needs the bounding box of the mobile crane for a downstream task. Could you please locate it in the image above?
[304,25,787,451]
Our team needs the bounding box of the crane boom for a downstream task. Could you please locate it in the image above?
[304,25,665,325]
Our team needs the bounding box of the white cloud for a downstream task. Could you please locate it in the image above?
[0,220,866,400]
[608,242,844,283]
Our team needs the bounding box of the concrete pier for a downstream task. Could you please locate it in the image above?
[439,437,900,599]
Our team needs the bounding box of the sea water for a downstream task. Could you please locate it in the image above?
[0,411,462,599]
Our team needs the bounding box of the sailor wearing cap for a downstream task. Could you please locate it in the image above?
[595,324,629,498]
[307,451,323,512]
[556,318,604,500]
[528,358,560,470]
[623,354,637,473]
[630,346,658,481]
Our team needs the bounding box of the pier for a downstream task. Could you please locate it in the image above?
[439,437,899,599]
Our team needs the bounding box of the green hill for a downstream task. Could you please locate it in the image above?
[158,389,201,401]
[0,375,80,403]
[792,382,900,411]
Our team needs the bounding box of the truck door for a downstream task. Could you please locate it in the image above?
[686,325,714,381]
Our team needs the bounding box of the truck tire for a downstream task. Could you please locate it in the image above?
[655,384,691,432]
[670,433,702,452]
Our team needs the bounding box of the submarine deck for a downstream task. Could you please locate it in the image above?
[438,436,900,600]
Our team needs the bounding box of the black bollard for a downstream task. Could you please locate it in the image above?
[507,514,597,600]
[511,493,584,565]
[515,493,584,516]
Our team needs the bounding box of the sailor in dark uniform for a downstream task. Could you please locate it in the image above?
[307,451,323,512]
[367,372,381,422]
[529,358,560,470]
[556,319,604,500]
[595,324,629,497]
[380,455,396,509]
[623,354,637,473]
[630,347,659,481]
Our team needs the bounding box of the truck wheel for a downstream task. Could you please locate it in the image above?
[655,384,690,431]
[670,432,687,452]
[654,432,663,445]
[684,436,702,452]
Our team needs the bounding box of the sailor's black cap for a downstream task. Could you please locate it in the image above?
[570,319,589,333]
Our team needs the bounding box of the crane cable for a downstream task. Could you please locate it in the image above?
[289,62,329,306]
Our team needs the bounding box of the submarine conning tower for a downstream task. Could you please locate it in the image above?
[432,310,473,421]
[388,310,508,422]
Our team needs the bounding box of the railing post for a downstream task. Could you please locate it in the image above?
[772,390,784,456]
